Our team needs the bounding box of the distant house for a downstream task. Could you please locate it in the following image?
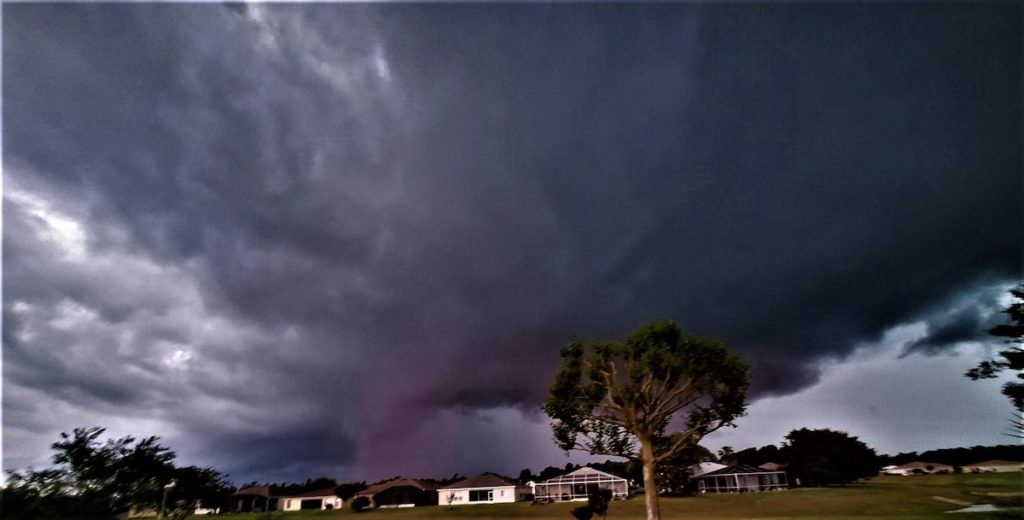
[691,464,788,493]
[230,485,280,512]
[193,502,221,515]
[962,460,1024,473]
[438,474,531,505]
[353,477,439,508]
[279,487,342,511]
[883,461,953,476]
[532,467,628,503]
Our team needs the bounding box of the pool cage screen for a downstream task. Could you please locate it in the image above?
[533,469,628,502]
[696,470,787,493]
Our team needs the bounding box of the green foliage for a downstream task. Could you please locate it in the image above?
[878,443,1024,467]
[2,427,176,519]
[655,440,714,495]
[303,477,338,490]
[544,320,750,461]
[1,470,80,520]
[715,446,735,464]
[733,444,781,467]
[967,283,1024,427]
[351,495,372,512]
[782,428,879,486]
[163,466,235,519]
[518,468,534,482]
[589,459,642,485]
[570,505,594,520]
[1,427,231,520]
[537,466,566,481]
[569,489,611,520]
[334,481,368,500]
[544,319,750,520]
[589,489,611,518]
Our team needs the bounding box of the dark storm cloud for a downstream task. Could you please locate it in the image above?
[4,3,1020,482]
[902,283,1012,356]
[195,426,358,483]
[908,309,983,354]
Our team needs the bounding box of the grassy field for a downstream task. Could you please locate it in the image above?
[223,473,1022,520]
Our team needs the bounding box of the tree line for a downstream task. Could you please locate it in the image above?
[2,427,233,520]
[519,424,880,493]
[0,428,383,519]
[878,444,1024,468]
[4,423,1014,519]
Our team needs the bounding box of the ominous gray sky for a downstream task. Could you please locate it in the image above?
[3,3,1020,484]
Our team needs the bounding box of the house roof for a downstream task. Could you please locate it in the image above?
[540,467,627,484]
[962,460,1024,468]
[278,487,339,499]
[893,461,953,470]
[688,462,727,477]
[758,462,786,471]
[357,478,438,496]
[697,464,780,477]
[439,474,519,490]
[233,485,275,497]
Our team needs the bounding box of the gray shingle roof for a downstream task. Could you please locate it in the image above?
[439,474,518,490]
[357,477,438,496]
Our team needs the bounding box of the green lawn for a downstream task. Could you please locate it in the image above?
[221,473,1022,520]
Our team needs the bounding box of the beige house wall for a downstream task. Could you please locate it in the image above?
[440,485,529,505]
[280,495,342,511]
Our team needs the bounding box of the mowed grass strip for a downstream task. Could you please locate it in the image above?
[223,473,1021,520]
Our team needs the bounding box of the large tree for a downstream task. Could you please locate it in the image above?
[543,320,749,520]
[1,427,232,520]
[967,282,1024,436]
[780,428,878,486]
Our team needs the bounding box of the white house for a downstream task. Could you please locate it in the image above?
[278,488,343,511]
[962,460,1024,473]
[230,485,278,512]
[883,461,953,476]
[438,474,531,505]
[532,467,628,502]
[193,502,220,515]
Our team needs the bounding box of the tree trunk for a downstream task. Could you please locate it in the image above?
[639,434,661,520]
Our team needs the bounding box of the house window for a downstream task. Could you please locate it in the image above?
[468,489,493,502]
[500,490,505,497]
[285,500,292,509]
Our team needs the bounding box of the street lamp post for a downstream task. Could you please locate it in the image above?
[158,479,177,519]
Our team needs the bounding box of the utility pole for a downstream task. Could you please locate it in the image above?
[158,479,177,519]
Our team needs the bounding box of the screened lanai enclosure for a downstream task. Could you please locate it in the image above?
[693,465,788,493]
[533,468,629,502]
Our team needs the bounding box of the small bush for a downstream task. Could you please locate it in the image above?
[571,505,594,520]
[569,489,612,520]
[351,496,371,512]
